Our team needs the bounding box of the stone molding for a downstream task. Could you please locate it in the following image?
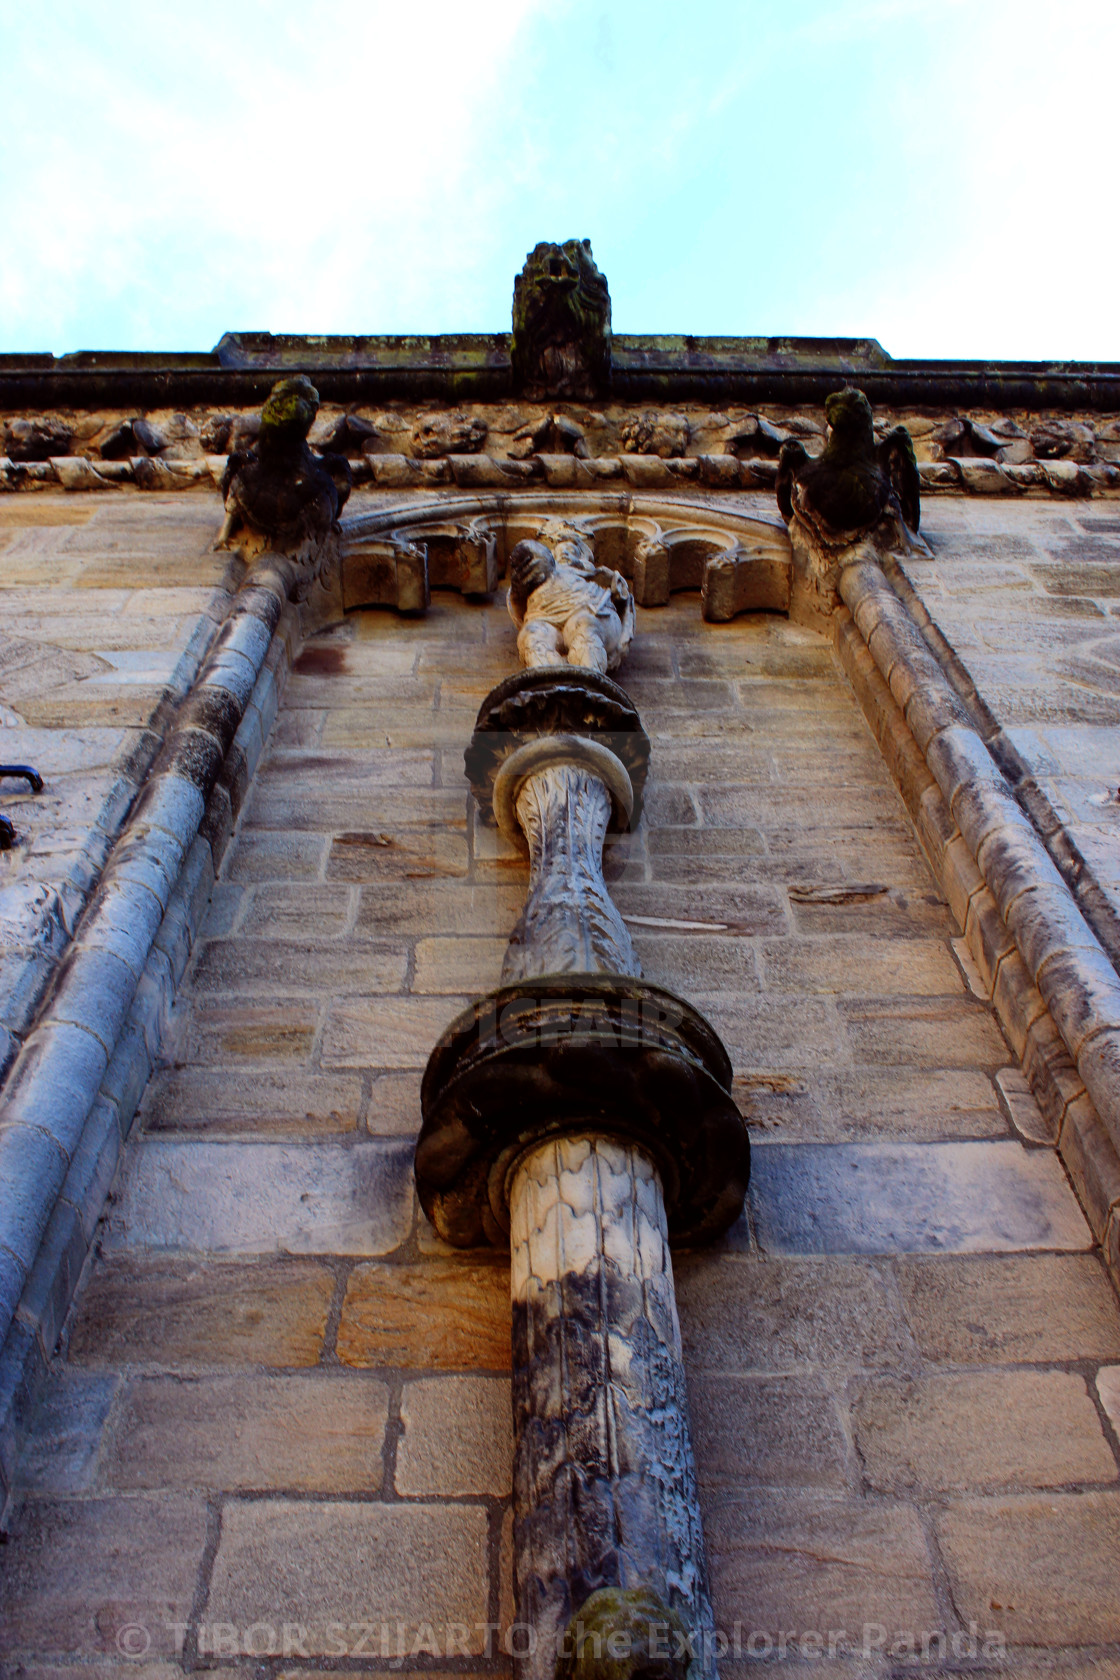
[835,566,1120,1287]
[0,562,300,1517]
[339,490,791,615]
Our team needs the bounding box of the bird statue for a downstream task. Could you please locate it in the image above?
[776,386,920,548]
[215,375,351,557]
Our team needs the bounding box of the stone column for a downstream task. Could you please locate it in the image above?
[417,578,749,1680]
[510,1131,713,1680]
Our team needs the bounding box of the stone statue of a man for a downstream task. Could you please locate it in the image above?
[507,522,635,673]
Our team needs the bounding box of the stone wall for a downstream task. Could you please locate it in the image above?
[2,485,1119,1672]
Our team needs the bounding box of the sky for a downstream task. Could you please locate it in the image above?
[1,0,1118,362]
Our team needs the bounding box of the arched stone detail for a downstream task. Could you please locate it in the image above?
[338,491,792,619]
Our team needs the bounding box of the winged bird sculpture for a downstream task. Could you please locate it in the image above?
[777,387,920,544]
[215,375,351,562]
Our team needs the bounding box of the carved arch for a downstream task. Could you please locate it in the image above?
[337,491,792,622]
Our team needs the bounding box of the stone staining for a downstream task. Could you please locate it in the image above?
[776,386,927,627]
[417,519,747,1678]
[215,374,352,588]
[510,1135,708,1680]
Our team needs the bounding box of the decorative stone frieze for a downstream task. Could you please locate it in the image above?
[341,514,498,614]
[339,491,791,618]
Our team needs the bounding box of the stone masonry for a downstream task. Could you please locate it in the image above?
[2,482,1120,1676]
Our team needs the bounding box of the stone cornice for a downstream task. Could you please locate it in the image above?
[5,333,1120,411]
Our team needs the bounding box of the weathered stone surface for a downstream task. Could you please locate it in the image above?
[141,1066,362,1135]
[854,1370,1116,1493]
[705,1493,938,1637]
[102,1373,388,1492]
[676,1255,913,1373]
[690,1374,851,1491]
[69,1257,335,1368]
[893,1253,1120,1364]
[207,1501,490,1653]
[0,1494,207,1657]
[396,1375,512,1495]
[101,1139,414,1256]
[321,995,468,1068]
[337,1259,511,1369]
[937,1490,1120,1644]
[12,1372,117,1494]
[750,1140,1091,1255]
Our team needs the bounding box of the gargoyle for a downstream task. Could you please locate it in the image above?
[776,386,920,545]
[511,239,611,400]
[215,375,351,561]
[775,387,925,624]
[507,522,634,673]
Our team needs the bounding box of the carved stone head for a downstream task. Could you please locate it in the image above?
[511,239,611,400]
[258,375,320,449]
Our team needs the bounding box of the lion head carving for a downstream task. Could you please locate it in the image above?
[511,238,611,400]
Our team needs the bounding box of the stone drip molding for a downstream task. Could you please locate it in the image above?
[0,377,357,1513]
[0,558,301,1517]
[835,568,1120,1286]
[7,403,1120,501]
[416,528,748,1677]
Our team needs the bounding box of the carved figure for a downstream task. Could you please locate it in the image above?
[507,523,634,673]
[215,375,351,558]
[776,386,920,543]
[775,387,924,625]
[511,239,611,400]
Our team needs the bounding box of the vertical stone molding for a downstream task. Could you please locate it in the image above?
[510,1133,712,1680]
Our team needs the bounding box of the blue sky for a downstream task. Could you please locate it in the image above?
[2,1,1117,360]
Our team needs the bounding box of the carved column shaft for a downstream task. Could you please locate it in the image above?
[503,764,638,983]
[510,1133,715,1680]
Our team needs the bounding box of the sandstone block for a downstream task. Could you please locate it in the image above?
[750,1140,1091,1255]
[675,1254,912,1374]
[321,995,469,1069]
[238,882,353,937]
[141,1067,362,1136]
[337,1260,510,1370]
[690,1374,850,1492]
[705,1492,938,1639]
[101,1138,414,1257]
[103,1373,388,1493]
[937,1490,1120,1644]
[854,1370,1116,1493]
[182,999,319,1065]
[69,1257,335,1369]
[190,937,408,995]
[837,995,1009,1068]
[396,1375,513,1496]
[223,830,329,881]
[206,1500,490,1653]
[366,1070,422,1137]
[413,937,507,994]
[893,1253,1120,1364]
[12,1372,117,1495]
[0,1494,207,1658]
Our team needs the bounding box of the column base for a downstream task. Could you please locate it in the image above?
[416,974,750,1249]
